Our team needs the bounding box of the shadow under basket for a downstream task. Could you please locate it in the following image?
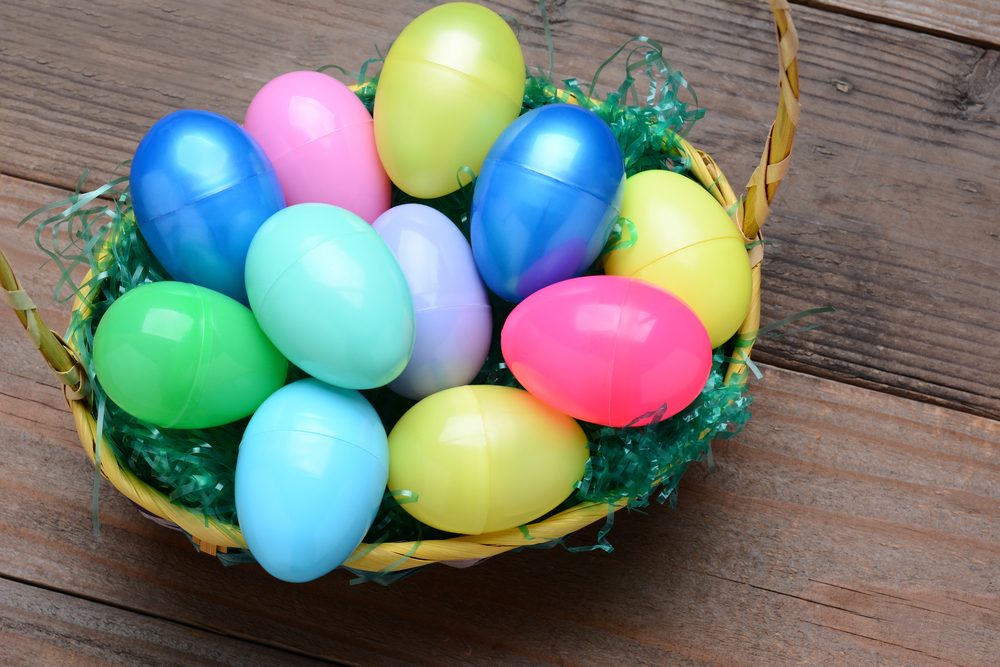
[0,0,800,575]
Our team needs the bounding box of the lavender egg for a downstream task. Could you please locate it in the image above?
[373,204,492,399]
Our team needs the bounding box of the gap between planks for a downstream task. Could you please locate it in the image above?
[751,351,1000,421]
[0,573,339,667]
[793,0,1000,49]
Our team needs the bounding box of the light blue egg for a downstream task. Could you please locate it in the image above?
[235,379,388,582]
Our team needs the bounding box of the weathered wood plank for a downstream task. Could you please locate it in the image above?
[1,0,998,416]
[2,339,997,665]
[799,0,1000,48]
[2,176,998,666]
[0,577,329,667]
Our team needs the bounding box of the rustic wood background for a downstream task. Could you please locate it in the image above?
[1,0,998,664]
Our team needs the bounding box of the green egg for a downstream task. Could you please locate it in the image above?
[92,281,288,428]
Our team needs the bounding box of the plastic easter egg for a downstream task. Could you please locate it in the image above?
[245,203,414,389]
[130,110,285,303]
[236,379,388,582]
[92,281,288,429]
[471,104,625,302]
[388,385,588,535]
[374,2,525,198]
[603,170,751,347]
[502,275,711,427]
[244,71,391,223]
[373,204,491,399]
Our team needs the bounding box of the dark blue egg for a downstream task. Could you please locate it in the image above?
[130,110,285,303]
[471,104,625,302]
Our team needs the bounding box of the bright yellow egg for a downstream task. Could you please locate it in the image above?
[388,385,588,535]
[374,2,525,198]
[604,170,752,347]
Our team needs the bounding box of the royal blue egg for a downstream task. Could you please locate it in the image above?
[471,104,625,302]
[235,379,388,583]
[130,110,285,303]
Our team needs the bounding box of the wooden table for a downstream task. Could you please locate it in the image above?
[1,1,998,664]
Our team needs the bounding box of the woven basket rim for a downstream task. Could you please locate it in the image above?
[63,131,762,573]
[2,0,799,574]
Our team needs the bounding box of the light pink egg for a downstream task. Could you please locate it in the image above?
[245,71,390,223]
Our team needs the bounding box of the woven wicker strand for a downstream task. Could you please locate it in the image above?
[0,0,799,571]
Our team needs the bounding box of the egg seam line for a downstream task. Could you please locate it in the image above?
[138,171,275,224]
[604,280,629,427]
[166,287,210,429]
[242,427,387,467]
[610,234,746,277]
[482,157,622,207]
[250,230,370,314]
[412,303,492,315]
[261,118,377,165]
[381,57,523,110]
[466,387,492,535]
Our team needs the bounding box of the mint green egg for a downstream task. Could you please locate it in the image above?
[245,203,415,389]
[92,281,288,428]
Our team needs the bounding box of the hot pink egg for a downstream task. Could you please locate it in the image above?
[244,71,391,223]
[501,275,712,427]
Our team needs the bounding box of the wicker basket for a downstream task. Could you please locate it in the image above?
[0,0,799,574]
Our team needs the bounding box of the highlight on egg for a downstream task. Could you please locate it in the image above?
[130,109,285,304]
[75,0,774,587]
[471,103,625,302]
[236,379,389,583]
[373,204,492,400]
[603,169,752,347]
[244,70,391,223]
[501,275,713,427]
[245,203,415,390]
[374,2,525,198]
[92,281,288,429]
[388,385,589,535]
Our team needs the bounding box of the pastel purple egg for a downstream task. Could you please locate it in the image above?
[373,204,492,399]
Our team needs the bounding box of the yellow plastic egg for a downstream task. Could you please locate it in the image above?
[374,2,525,199]
[604,170,751,347]
[388,385,588,535]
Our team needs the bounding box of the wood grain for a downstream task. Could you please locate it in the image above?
[0,576,328,667]
[799,0,1000,48]
[1,0,998,417]
[3,178,998,666]
[2,2,1000,664]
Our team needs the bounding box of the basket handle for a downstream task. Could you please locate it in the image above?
[0,246,88,400]
[738,0,800,240]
